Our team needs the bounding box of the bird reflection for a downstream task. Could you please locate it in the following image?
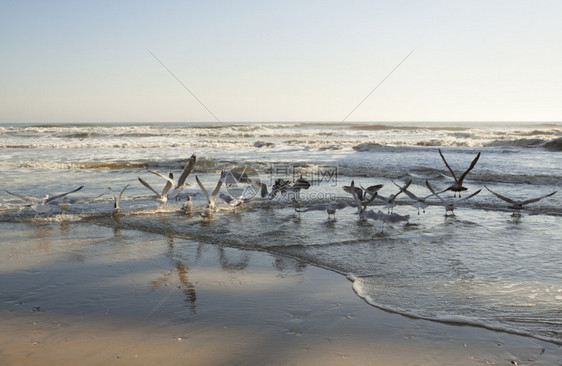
[218,246,250,271]
[151,236,197,313]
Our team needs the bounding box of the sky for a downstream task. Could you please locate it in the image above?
[1,0,561,123]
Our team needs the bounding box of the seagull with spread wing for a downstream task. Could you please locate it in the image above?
[6,186,84,214]
[138,170,175,205]
[168,154,196,201]
[438,148,481,198]
[426,179,481,216]
[108,184,129,215]
[195,175,223,217]
[484,185,556,216]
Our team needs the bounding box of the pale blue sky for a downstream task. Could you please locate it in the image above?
[1,0,561,123]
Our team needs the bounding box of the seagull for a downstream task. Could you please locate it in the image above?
[6,186,84,214]
[484,185,557,216]
[181,195,193,214]
[268,176,311,201]
[362,209,409,231]
[391,180,434,215]
[108,184,129,215]
[375,180,411,213]
[295,201,350,220]
[138,170,175,205]
[195,175,223,217]
[343,182,382,212]
[438,148,481,197]
[342,183,383,201]
[168,154,196,201]
[348,180,369,215]
[426,179,481,216]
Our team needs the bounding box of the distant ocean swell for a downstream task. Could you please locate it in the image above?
[1,124,561,151]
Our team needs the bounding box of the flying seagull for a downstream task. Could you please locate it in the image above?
[375,179,411,214]
[484,185,557,216]
[426,179,481,216]
[6,186,84,214]
[343,182,382,212]
[168,154,197,201]
[195,175,223,217]
[438,148,481,197]
[138,171,175,205]
[391,180,435,215]
[362,209,410,232]
[108,184,129,215]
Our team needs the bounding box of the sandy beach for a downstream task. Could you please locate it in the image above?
[0,221,559,365]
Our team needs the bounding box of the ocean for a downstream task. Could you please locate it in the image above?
[1,121,561,345]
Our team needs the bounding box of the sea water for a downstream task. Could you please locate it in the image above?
[0,121,561,344]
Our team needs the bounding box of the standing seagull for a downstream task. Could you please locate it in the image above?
[6,186,84,214]
[195,175,223,217]
[484,185,557,217]
[138,171,175,205]
[108,184,129,216]
[426,179,481,216]
[438,148,481,197]
[181,195,193,214]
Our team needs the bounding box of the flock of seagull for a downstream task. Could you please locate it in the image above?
[4,149,557,226]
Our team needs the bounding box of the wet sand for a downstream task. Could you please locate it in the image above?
[0,221,560,365]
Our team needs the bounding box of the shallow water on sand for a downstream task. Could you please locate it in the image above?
[1,122,561,345]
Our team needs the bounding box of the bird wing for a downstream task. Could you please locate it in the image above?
[425,180,447,205]
[484,186,518,205]
[364,184,384,194]
[5,191,42,203]
[210,179,223,205]
[458,188,482,202]
[138,177,160,197]
[195,176,210,203]
[177,154,196,186]
[438,148,459,183]
[161,176,174,197]
[116,184,129,206]
[361,191,378,207]
[393,179,412,200]
[520,191,557,205]
[400,187,420,201]
[343,185,364,201]
[458,152,481,184]
[146,168,177,187]
[45,186,84,204]
[350,181,363,213]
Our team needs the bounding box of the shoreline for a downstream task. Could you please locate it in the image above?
[0,222,560,365]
